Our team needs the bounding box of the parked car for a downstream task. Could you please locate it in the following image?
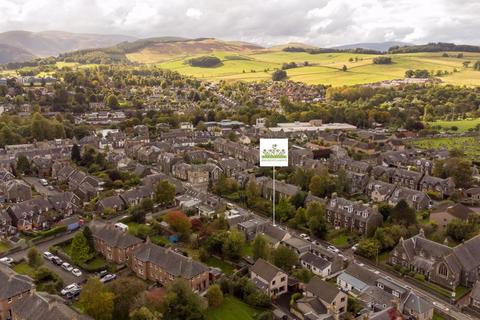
[61,283,80,295]
[72,268,82,277]
[98,270,108,278]
[43,251,54,260]
[62,262,73,272]
[0,257,14,266]
[327,245,340,253]
[338,254,348,262]
[299,233,308,239]
[39,179,48,186]
[351,244,359,251]
[52,256,63,265]
[100,274,117,283]
[65,287,81,299]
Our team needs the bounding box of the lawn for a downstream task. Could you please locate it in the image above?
[206,256,235,275]
[409,136,480,161]
[326,229,354,248]
[13,262,36,278]
[426,118,480,132]
[126,49,480,86]
[0,241,10,253]
[79,255,108,272]
[206,296,264,320]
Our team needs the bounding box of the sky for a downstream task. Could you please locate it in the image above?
[0,0,479,47]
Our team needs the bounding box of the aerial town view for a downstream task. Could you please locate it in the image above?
[2,1,480,320]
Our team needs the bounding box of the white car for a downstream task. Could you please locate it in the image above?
[0,257,14,266]
[299,233,308,239]
[61,262,73,272]
[43,251,54,260]
[351,244,359,251]
[338,254,348,262]
[61,283,80,295]
[327,245,340,253]
[100,274,117,283]
[71,268,82,277]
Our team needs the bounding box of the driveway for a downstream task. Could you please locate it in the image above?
[42,257,87,285]
[23,176,61,197]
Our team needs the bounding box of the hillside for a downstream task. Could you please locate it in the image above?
[0,43,35,64]
[125,38,263,63]
[0,30,137,57]
[332,41,411,52]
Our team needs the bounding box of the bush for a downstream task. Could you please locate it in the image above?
[372,56,392,64]
[272,70,287,81]
[31,226,68,241]
[414,273,426,282]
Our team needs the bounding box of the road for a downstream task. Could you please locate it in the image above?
[23,176,61,197]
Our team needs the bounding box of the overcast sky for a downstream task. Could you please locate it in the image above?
[0,0,479,47]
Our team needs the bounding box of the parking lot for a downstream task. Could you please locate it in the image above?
[23,176,61,197]
[42,253,88,285]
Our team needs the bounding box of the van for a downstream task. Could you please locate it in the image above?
[114,222,128,232]
[39,179,48,186]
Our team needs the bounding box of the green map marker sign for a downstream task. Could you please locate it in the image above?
[260,138,288,167]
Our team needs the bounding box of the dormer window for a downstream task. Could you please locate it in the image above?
[413,195,418,201]
[348,206,353,213]
[362,211,368,218]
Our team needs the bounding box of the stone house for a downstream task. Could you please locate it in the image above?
[256,176,301,202]
[250,258,288,298]
[419,175,455,198]
[120,186,154,207]
[96,195,126,213]
[300,252,332,278]
[1,180,32,203]
[387,187,431,210]
[131,242,209,293]
[304,276,348,316]
[0,266,34,320]
[430,203,474,231]
[391,168,423,190]
[366,179,396,202]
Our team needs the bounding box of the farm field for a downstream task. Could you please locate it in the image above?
[126,50,480,86]
[426,118,480,132]
[409,136,480,160]
[205,296,264,320]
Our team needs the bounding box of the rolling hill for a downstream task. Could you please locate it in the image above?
[0,30,137,57]
[332,41,411,52]
[0,43,36,64]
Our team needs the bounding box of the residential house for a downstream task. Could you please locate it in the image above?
[31,157,53,178]
[366,179,396,203]
[469,281,480,311]
[96,195,126,213]
[391,168,423,190]
[48,192,81,216]
[120,186,154,207]
[388,187,430,210]
[0,210,16,237]
[400,291,434,320]
[1,180,32,203]
[337,263,380,293]
[419,175,455,198]
[132,241,210,293]
[281,237,311,255]
[291,296,335,320]
[346,171,369,194]
[430,203,475,231]
[464,187,480,205]
[300,252,332,278]
[250,258,288,298]
[326,195,383,236]
[259,223,291,248]
[91,222,144,264]
[237,218,267,241]
[257,176,301,202]
[0,265,33,320]
[305,276,348,315]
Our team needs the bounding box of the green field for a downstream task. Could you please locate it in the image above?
[13,262,36,278]
[0,241,10,253]
[206,296,264,320]
[426,119,480,132]
[125,50,480,86]
[409,136,480,160]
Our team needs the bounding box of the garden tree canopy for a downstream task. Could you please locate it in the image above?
[245,180,261,207]
[272,245,298,271]
[79,278,115,320]
[309,169,335,197]
[83,226,95,252]
[70,232,93,264]
[213,175,239,196]
[107,277,147,320]
[16,155,31,175]
[164,210,192,235]
[272,69,287,81]
[206,284,224,308]
[105,94,120,109]
[373,224,408,251]
[356,238,380,259]
[222,230,245,261]
[389,200,417,226]
[433,157,473,188]
[27,247,43,267]
[129,307,158,320]
[161,279,205,320]
[276,198,296,222]
[446,219,476,242]
[252,234,270,260]
[155,180,176,205]
[71,143,81,163]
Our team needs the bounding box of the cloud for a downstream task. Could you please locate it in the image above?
[0,0,478,47]
[185,8,203,19]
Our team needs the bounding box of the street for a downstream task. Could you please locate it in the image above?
[23,176,61,197]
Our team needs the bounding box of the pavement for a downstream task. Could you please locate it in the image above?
[23,176,61,197]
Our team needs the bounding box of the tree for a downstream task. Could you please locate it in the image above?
[206,284,224,308]
[70,232,93,264]
[79,278,115,320]
[342,65,347,72]
[130,307,158,320]
[129,205,147,224]
[309,169,335,197]
[27,247,43,267]
[213,176,239,196]
[291,268,314,283]
[272,69,287,81]
[276,198,296,222]
[83,226,95,252]
[474,60,480,71]
[446,219,476,242]
[107,277,147,320]
[105,94,120,109]
[289,191,306,209]
[164,210,192,235]
[308,214,328,239]
[252,235,270,260]
[463,61,471,68]
[245,180,261,207]
[155,180,176,206]
[222,230,245,261]
[433,157,473,188]
[389,200,417,226]
[71,143,81,163]
[16,155,31,175]
[356,239,380,260]
[272,246,298,271]
[161,279,205,320]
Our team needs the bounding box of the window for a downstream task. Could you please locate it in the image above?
[392,291,399,297]
[438,263,448,278]
[341,297,345,302]
[377,283,384,289]
[272,280,276,285]
[8,297,12,303]
[281,277,286,282]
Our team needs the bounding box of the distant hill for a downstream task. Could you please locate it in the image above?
[269,42,317,51]
[0,43,35,64]
[332,41,411,52]
[0,30,137,57]
[388,42,480,53]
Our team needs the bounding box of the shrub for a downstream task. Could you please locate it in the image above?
[272,69,287,81]
[372,56,392,64]
[414,273,426,282]
[188,56,222,68]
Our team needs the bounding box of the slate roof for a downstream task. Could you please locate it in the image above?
[300,252,331,270]
[261,223,288,242]
[471,281,480,301]
[97,195,125,209]
[342,263,380,287]
[452,235,480,272]
[91,222,143,249]
[306,276,341,303]
[251,258,285,283]
[0,265,33,300]
[402,291,433,314]
[11,291,92,320]
[134,242,208,279]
